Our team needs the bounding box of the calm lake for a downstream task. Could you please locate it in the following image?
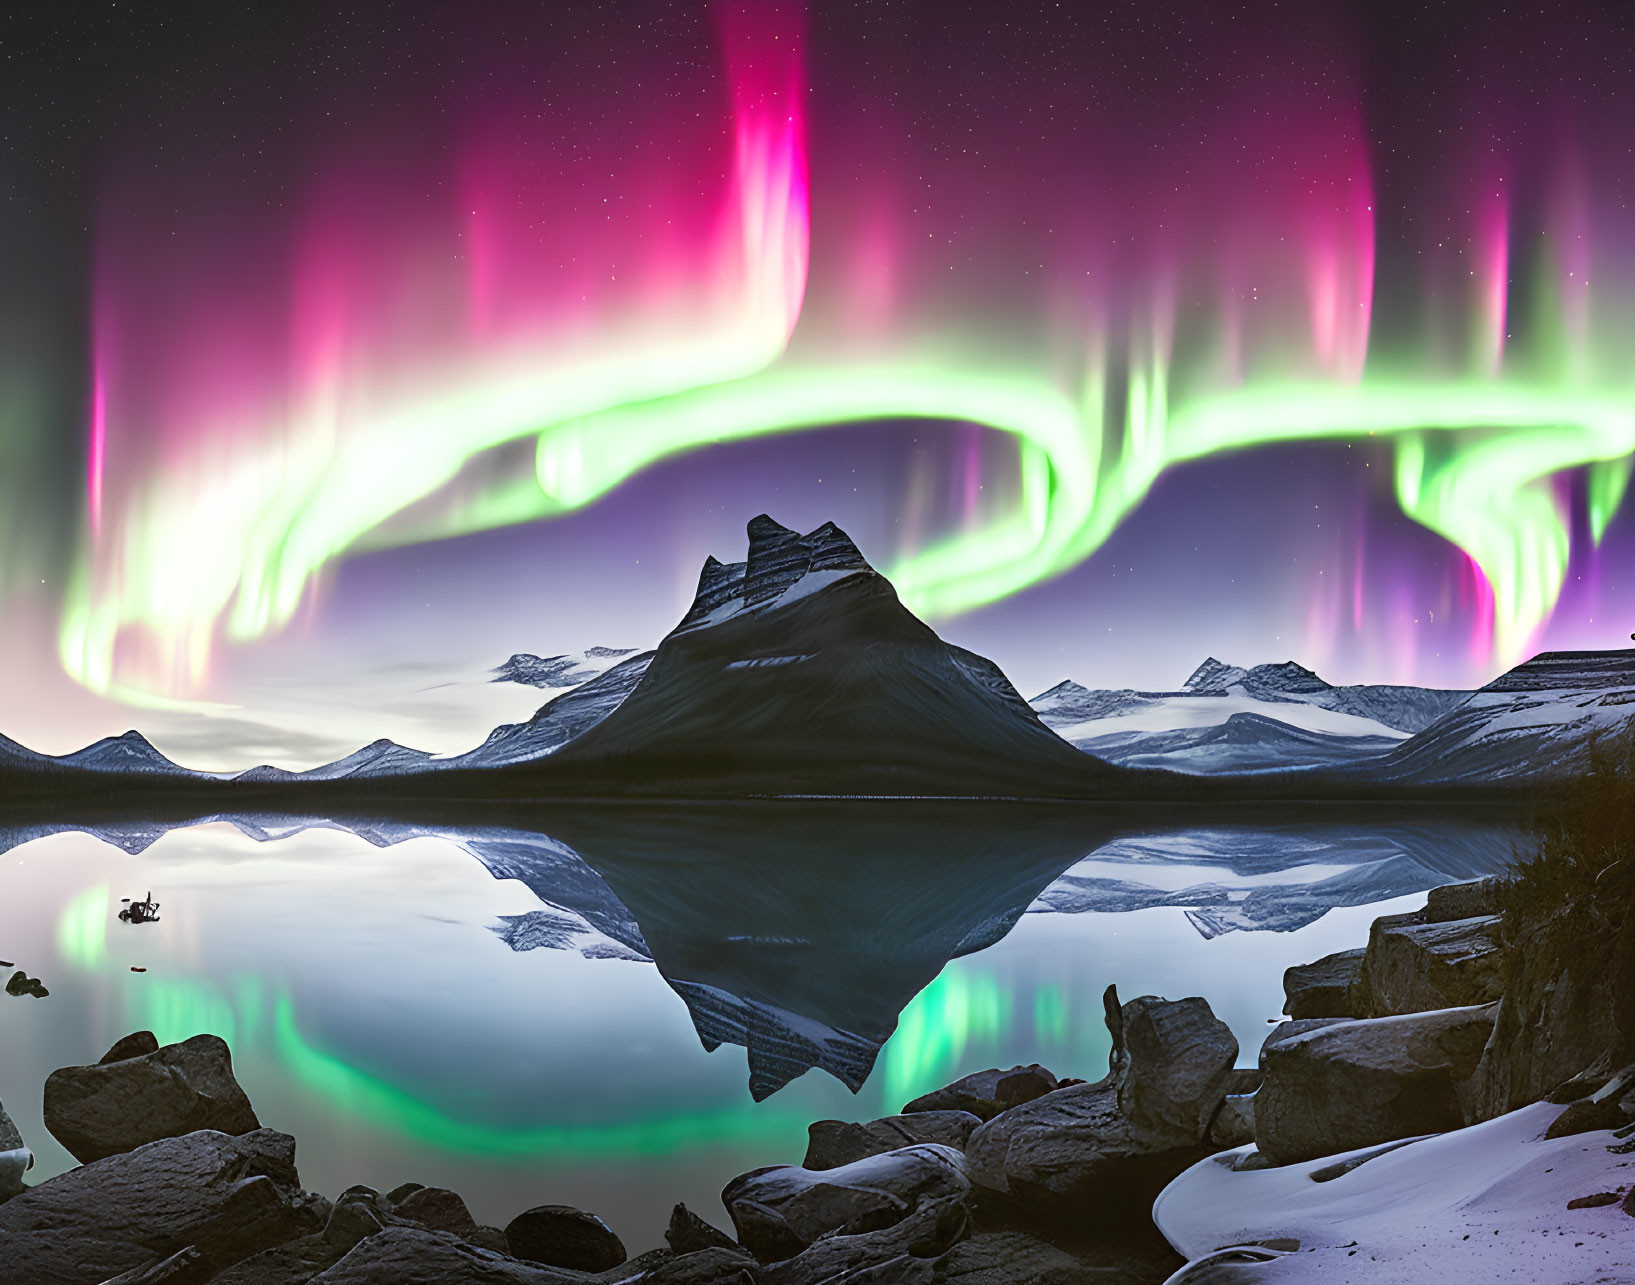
[0,804,1522,1248]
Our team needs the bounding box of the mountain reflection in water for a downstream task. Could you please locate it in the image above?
[0,802,1522,1241]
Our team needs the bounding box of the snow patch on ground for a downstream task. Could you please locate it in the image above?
[1154,1102,1635,1282]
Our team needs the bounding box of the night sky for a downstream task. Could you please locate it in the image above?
[2,0,1633,767]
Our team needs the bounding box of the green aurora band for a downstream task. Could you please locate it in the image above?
[56,360,1635,703]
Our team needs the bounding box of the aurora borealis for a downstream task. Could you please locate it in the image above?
[3,1,1635,753]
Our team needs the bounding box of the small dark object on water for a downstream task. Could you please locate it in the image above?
[130,967,146,973]
[119,893,161,924]
[6,969,48,998]
[0,960,12,967]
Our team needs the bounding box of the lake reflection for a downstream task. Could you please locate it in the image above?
[0,805,1521,1248]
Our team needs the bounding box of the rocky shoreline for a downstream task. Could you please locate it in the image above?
[3,875,1634,1283]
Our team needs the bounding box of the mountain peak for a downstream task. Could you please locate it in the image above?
[1245,660,1329,694]
[678,517,876,633]
[1183,657,1247,692]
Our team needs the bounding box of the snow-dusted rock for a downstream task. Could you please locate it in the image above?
[721,1144,970,1262]
[1255,1004,1497,1165]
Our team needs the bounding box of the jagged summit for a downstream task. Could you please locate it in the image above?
[1184,657,1326,695]
[1183,657,1247,692]
[676,515,875,633]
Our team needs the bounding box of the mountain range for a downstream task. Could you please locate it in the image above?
[1,515,1630,800]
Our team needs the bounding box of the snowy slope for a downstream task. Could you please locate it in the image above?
[456,649,655,768]
[1030,659,1470,775]
[54,731,199,776]
[1183,657,1474,732]
[1368,649,1635,784]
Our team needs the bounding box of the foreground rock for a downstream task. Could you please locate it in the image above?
[304,1226,602,1283]
[803,1111,982,1169]
[504,1204,626,1271]
[0,1128,326,1284]
[721,1143,970,1261]
[43,1032,260,1163]
[965,992,1236,1222]
[899,1064,1060,1121]
[1255,1003,1498,1165]
[1282,948,1367,1020]
[1360,912,1504,1016]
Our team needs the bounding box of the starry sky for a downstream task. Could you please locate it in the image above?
[1,0,1633,768]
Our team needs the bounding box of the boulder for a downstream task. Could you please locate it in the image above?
[722,1143,970,1262]
[1362,914,1504,1016]
[308,1226,596,1282]
[759,1194,966,1284]
[666,1202,740,1255]
[1468,932,1615,1120]
[802,1111,982,1170]
[1,1098,32,1199]
[43,1032,260,1164]
[503,1204,626,1272]
[900,1064,1058,1121]
[1255,1004,1497,1165]
[1118,995,1238,1138]
[1424,876,1506,924]
[393,1186,480,1237]
[964,1077,1201,1218]
[965,992,1237,1222]
[1282,948,1368,1020]
[0,1127,326,1285]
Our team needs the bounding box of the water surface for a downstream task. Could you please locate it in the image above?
[0,805,1521,1247]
